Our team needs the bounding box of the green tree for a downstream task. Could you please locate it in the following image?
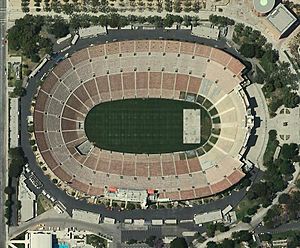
[31,54,40,63]
[170,237,188,248]
[247,190,257,200]
[255,46,265,58]
[215,223,229,232]
[165,0,173,12]
[283,92,300,108]
[164,14,175,27]
[232,230,252,243]
[12,85,26,97]
[192,0,200,12]
[5,200,12,207]
[222,239,235,248]
[278,159,295,175]
[9,163,24,178]
[183,15,191,27]
[4,186,15,195]
[295,179,300,189]
[107,13,121,28]
[8,147,27,178]
[281,144,299,160]
[49,18,69,38]
[173,0,182,12]
[206,223,217,237]
[240,177,251,188]
[183,0,192,12]
[278,193,290,204]
[239,43,256,58]
[260,233,272,241]
[207,241,218,248]
[145,236,156,247]
[263,205,281,228]
[15,200,22,210]
[247,206,258,216]
[242,216,251,223]
[260,48,279,72]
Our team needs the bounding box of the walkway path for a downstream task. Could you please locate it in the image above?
[268,107,300,145]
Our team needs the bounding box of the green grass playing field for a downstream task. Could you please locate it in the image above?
[85,98,212,154]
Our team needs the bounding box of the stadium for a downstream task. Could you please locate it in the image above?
[33,40,254,203]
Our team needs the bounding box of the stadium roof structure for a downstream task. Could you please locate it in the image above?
[253,0,275,14]
[33,40,254,202]
[266,3,298,38]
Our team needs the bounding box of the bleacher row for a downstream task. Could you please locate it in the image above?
[34,40,248,201]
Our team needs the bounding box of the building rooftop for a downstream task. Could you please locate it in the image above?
[79,26,106,38]
[194,210,223,224]
[253,0,275,14]
[30,233,52,248]
[192,25,220,40]
[72,209,100,224]
[18,174,36,222]
[267,3,297,35]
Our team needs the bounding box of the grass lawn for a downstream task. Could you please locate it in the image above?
[14,244,25,248]
[263,130,279,164]
[236,198,259,220]
[85,98,212,154]
[37,194,53,215]
[86,234,107,248]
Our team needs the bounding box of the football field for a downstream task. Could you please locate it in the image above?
[85,98,211,154]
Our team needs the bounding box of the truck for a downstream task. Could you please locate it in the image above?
[57,34,72,44]
[103,217,116,224]
[151,219,163,225]
[28,57,48,78]
[164,219,177,225]
[71,34,79,45]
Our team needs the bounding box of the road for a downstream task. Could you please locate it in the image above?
[0,0,7,245]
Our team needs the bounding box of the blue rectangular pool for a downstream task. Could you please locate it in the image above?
[58,243,70,248]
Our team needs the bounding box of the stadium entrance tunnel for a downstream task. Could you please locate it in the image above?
[84,98,212,154]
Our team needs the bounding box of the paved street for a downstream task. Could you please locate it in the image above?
[0,0,8,245]
[256,221,300,235]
